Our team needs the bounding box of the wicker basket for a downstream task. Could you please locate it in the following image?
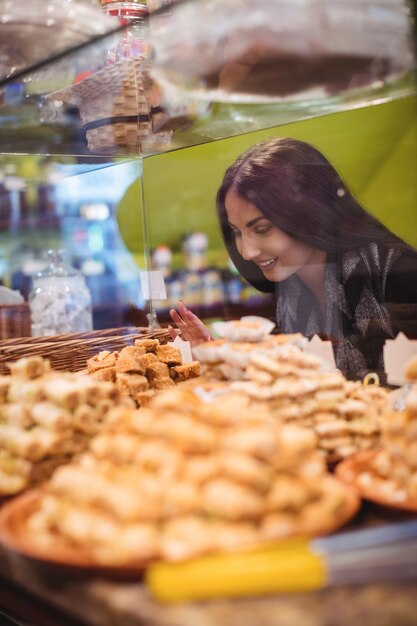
[0,326,172,375]
[51,58,172,154]
[0,304,31,341]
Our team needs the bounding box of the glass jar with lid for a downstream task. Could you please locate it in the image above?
[29,250,93,337]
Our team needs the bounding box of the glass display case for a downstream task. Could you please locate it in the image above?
[0,0,416,359]
[2,4,417,622]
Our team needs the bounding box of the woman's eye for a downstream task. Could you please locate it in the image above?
[255,224,273,235]
[231,229,241,237]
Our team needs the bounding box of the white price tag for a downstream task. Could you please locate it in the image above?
[384,332,417,386]
[139,271,167,301]
[304,334,337,370]
[169,335,193,364]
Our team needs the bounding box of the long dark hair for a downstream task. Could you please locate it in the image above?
[216,137,416,293]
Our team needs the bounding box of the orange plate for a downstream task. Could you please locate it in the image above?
[336,449,417,513]
[0,481,360,575]
[291,476,360,536]
[0,490,152,578]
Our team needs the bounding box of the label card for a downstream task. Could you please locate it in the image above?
[139,271,167,301]
[169,335,193,364]
[304,334,337,370]
[384,333,417,386]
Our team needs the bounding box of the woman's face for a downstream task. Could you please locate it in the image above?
[225,190,317,282]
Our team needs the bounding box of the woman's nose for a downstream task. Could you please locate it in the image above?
[239,236,260,261]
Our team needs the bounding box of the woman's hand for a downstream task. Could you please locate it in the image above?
[168,301,213,346]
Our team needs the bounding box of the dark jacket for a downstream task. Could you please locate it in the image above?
[275,243,417,382]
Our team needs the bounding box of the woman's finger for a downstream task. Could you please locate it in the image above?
[183,307,199,322]
[167,325,179,340]
[184,309,212,338]
[172,305,200,332]
[170,309,185,326]
[180,304,205,327]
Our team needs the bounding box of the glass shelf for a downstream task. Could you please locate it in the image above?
[0,0,415,160]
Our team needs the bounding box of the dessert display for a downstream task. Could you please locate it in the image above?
[234,349,389,462]
[337,356,417,510]
[192,330,306,381]
[337,390,417,510]
[193,336,390,463]
[0,1,415,616]
[0,355,130,497]
[19,387,357,567]
[211,316,277,343]
[370,396,417,502]
[87,338,200,406]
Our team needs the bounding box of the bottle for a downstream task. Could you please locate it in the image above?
[0,169,11,226]
[151,244,173,278]
[4,175,28,226]
[100,1,149,62]
[182,232,208,272]
[100,0,148,20]
[202,269,224,306]
[29,250,93,337]
[37,183,57,221]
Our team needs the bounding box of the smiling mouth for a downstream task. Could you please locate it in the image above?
[257,258,278,271]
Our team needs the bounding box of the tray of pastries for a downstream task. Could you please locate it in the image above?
[0,355,132,497]
[192,335,391,464]
[0,387,359,575]
[337,375,417,512]
[86,337,200,407]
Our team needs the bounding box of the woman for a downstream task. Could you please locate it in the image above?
[169,137,417,381]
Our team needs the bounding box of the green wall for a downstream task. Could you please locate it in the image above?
[117,95,417,266]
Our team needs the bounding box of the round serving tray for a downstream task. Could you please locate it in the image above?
[0,489,151,578]
[336,449,417,513]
